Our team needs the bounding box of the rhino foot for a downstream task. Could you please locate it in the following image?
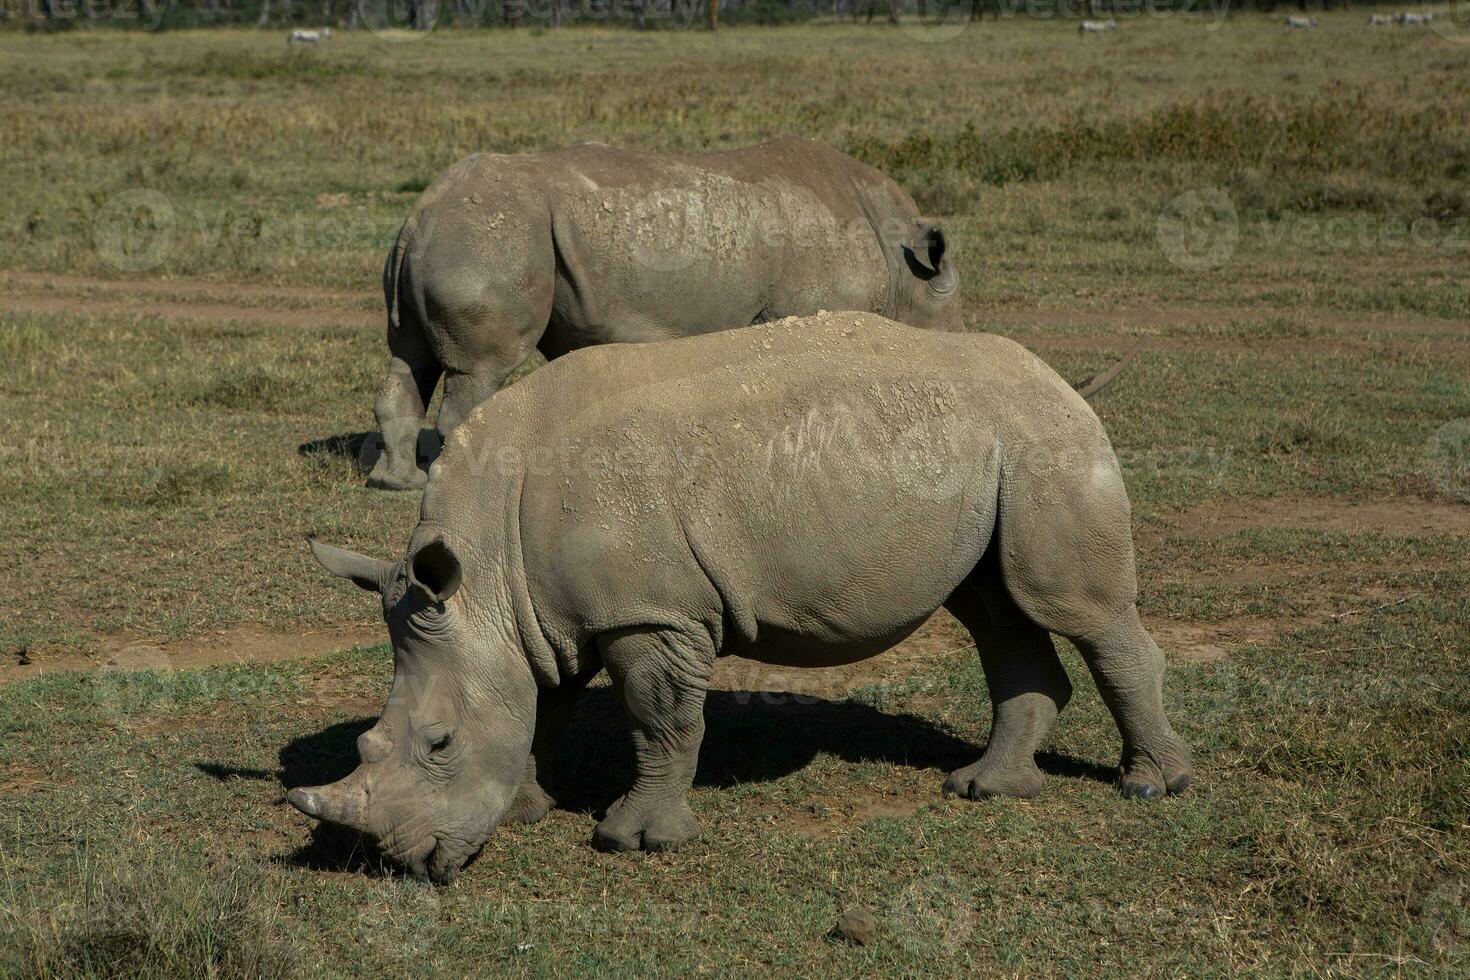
[503,780,555,825]
[366,463,428,492]
[592,796,700,853]
[1118,739,1193,799]
[942,760,1045,801]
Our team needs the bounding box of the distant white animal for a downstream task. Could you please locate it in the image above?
[1395,11,1431,24]
[289,28,333,44]
[1078,18,1117,33]
[1284,15,1320,28]
[1368,13,1393,24]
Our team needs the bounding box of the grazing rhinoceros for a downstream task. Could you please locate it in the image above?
[365,137,962,491]
[294,312,1191,883]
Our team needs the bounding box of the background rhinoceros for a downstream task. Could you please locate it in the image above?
[295,312,1191,883]
[366,137,962,490]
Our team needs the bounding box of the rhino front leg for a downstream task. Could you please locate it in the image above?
[503,670,597,824]
[592,627,713,853]
[368,324,441,491]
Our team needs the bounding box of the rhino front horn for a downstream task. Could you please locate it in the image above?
[286,788,323,818]
[286,774,367,831]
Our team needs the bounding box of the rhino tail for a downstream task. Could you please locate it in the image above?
[841,167,905,320]
[383,219,415,332]
[1072,336,1145,401]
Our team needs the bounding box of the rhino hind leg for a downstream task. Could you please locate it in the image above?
[427,260,553,442]
[941,577,1073,801]
[997,461,1193,798]
[1064,607,1192,798]
[592,627,713,853]
[503,671,597,824]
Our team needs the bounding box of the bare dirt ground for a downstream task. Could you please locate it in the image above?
[0,270,370,307]
[1017,331,1469,358]
[0,625,380,688]
[980,305,1470,337]
[7,270,1466,352]
[1157,495,1470,538]
[0,271,376,329]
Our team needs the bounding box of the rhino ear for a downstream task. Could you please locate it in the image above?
[905,222,947,277]
[309,539,395,594]
[408,538,463,605]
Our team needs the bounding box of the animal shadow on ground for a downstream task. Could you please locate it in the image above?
[207,686,1113,874]
[297,431,371,464]
[298,428,442,476]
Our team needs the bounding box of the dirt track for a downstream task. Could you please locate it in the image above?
[5,269,1467,352]
[0,270,378,330]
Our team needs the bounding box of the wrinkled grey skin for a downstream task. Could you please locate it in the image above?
[366,137,962,491]
[294,313,1191,883]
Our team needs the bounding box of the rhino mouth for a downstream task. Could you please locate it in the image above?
[398,833,479,885]
[400,835,441,882]
[427,841,464,885]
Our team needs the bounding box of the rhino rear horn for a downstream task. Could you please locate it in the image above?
[905,222,947,276]
[309,539,395,594]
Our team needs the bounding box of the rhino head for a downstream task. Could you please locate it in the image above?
[287,537,537,884]
[895,220,962,331]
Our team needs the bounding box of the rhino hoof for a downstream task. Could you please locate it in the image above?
[1119,741,1192,798]
[942,761,1044,801]
[592,799,700,853]
[366,467,428,492]
[1118,778,1162,799]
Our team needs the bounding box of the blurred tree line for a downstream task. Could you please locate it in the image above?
[0,0,1413,33]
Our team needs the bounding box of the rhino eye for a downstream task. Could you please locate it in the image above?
[429,733,453,754]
